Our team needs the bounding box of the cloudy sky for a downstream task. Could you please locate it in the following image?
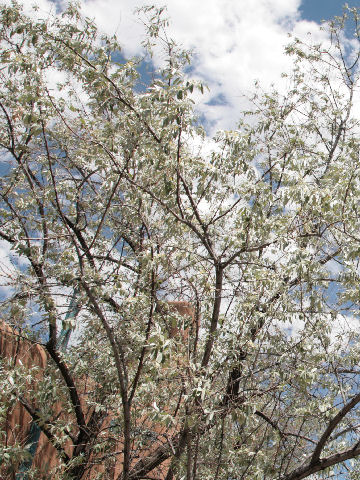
[15,0,357,135]
[24,0,360,133]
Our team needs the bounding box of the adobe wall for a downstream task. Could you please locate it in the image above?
[0,301,194,479]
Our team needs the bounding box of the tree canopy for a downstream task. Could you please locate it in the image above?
[2,2,360,479]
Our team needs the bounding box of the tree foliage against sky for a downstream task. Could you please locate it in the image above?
[2,2,360,479]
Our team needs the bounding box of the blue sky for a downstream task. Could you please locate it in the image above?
[301,0,360,23]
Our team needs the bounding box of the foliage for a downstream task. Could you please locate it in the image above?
[2,2,360,479]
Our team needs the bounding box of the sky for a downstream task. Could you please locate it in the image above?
[301,0,360,23]
[82,0,360,132]
[19,0,360,134]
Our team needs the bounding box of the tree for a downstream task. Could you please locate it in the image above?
[2,2,360,479]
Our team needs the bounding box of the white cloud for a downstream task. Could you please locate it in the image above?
[21,0,59,16]
[0,240,23,299]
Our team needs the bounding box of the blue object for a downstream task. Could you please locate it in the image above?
[58,289,80,351]
[15,421,41,480]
